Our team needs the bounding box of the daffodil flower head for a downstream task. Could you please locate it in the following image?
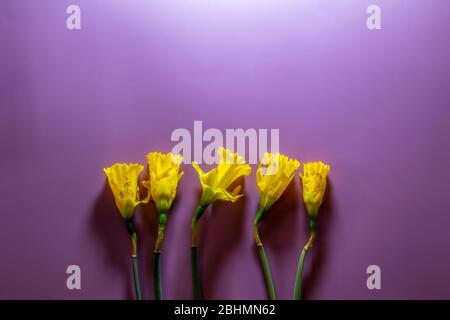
[256,153,300,213]
[300,161,330,219]
[143,152,184,214]
[103,163,150,221]
[192,147,252,207]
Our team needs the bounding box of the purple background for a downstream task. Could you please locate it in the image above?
[1,0,450,299]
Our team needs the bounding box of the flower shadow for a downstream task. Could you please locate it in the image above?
[90,180,134,299]
[301,181,335,299]
[168,187,203,300]
[252,178,301,299]
[260,179,300,250]
[137,201,158,299]
[201,177,247,299]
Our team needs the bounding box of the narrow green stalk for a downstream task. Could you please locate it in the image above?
[293,248,307,300]
[294,218,316,300]
[153,252,162,300]
[153,212,167,300]
[131,256,142,300]
[257,244,276,300]
[191,205,207,300]
[191,247,201,300]
[125,220,142,300]
[253,210,276,300]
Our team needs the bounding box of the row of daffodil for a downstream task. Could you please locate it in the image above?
[103,147,330,300]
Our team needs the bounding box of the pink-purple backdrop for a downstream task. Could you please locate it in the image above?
[1,0,450,299]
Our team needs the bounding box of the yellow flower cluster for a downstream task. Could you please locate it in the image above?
[103,152,184,221]
[103,152,184,301]
[103,148,330,224]
[102,147,331,301]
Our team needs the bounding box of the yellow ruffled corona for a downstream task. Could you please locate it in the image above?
[300,161,330,219]
[143,152,184,214]
[256,153,300,213]
[192,147,251,207]
[103,163,150,221]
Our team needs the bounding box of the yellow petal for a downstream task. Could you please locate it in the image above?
[103,163,145,220]
[300,161,331,218]
[193,148,251,206]
[146,152,184,213]
[256,153,300,212]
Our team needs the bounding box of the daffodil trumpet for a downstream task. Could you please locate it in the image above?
[191,148,251,299]
[103,163,150,300]
[143,152,184,300]
[293,162,330,300]
[254,153,301,300]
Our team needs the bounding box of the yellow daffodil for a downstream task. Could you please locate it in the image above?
[103,162,149,300]
[141,152,184,300]
[300,161,331,219]
[294,161,331,300]
[143,152,184,214]
[103,163,150,221]
[253,153,299,300]
[256,153,300,214]
[191,147,251,299]
[192,147,251,207]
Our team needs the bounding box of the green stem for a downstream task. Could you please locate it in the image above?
[125,220,142,300]
[153,212,167,300]
[191,205,207,300]
[253,211,276,300]
[153,252,162,300]
[257,244,276,300]
[191,247,201,300]
[131,256,142,300]
[293,248,307,300]
[293,218,317,300]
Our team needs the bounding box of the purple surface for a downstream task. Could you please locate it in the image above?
[1,0,450,299]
